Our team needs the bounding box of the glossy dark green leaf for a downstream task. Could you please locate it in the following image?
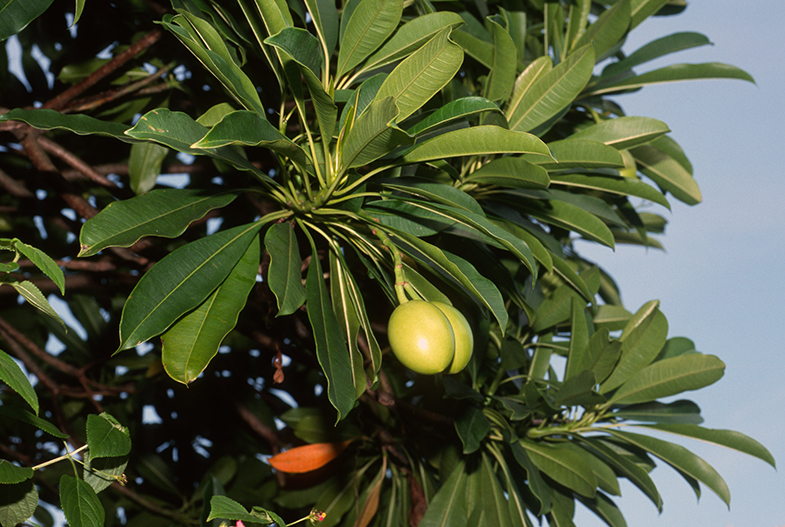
[479,452,514,527]
[0,349,38,415]
[373,27,463,122]
[508,45,594,132]
[192,110,308,167]
[555,371,604,407]
[519,197,615,248]
[534,139,624,170]
[454,406,491,454]
[613,400,703,424]
[0,108,132,142]
[117,221,263,351]
[464,157,550,189]
[0,406,68,438]
[207,495,285,527]
[128,142,168,195]
[305,245,356,421]
[518,440,597,498]
[632,136,701,205]
[79,189,238,257]
[336,0,402,79]
[161,236,259,384]
[0,0,54,40]
[608,353,725,405]
[584,329,623,384]
[12,240,64,295]
[600,301,667,393]
[635,424,775,468]
[418,459,468,527]
[511,442,553,514]
[587,61,755,97]
[60,475,104,527]
[0,460,33,484]
[10,280,66,329]
[402,126,550,163]
[484,17,516,104]
[576,492,627,527]
[605,428,731,507]
[86,413,131,458]
[304,0,339,61]
[572,0,630,60]
[265,223,306,317]
[602,32,713,77]
[550,173,670,209]
[359,12,465,76]
[406,97,501,137]
[380,177,483,214]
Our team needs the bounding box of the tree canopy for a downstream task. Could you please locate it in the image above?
[0,1,774,527]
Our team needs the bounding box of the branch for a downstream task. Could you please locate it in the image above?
[37,136,120,188]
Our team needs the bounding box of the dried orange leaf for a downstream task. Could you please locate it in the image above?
[268,440,352,473]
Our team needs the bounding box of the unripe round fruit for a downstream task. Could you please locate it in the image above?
[387,300,455,374]
[432,302,473,374]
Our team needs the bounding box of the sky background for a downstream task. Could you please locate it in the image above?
[574,2,785,526]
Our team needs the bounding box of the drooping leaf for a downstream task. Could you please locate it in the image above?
[418,460,469,527]
[305,244,356,421]
[631,136,701,205]
[117,221,263,351]
[59,475,104,527]
[329,251,367,399]
[0,406,68,438]
[0,108,132,142]
[601,31,713,77]
[83,452,128,494]
[613,400,703,424]
[79,189,238,257]
[605,429,731,507]
[549,173,670,210]
[454,406,491,454]
[0,350,38,415]
[373,27,464,122]
[265,223,306,317]
[10,281,66,329]
[161,235,259,384]
[14,240,65,295]
[0,480,38,527]
[128,142,169,195]
[0,460,33,485]
[303,0,339,62]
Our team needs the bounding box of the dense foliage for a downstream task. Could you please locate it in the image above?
[0,1,774,527]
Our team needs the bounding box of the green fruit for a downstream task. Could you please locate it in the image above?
[387,300,455,374]
[432,302,473,374]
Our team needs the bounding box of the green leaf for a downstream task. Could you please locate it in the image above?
[613,400,703,424]
[572,0,631,60]
[508,45,594,132]
[78,189,238,257]
[0,406,68,438]
[339,97,412,170]
[329,251,366,400]
[555,371,604,407]
[336,0,403,80]
[608,353,725,405]
[570,116,670,150]
[584,329,622,384]
[10,280,66,329]
[390,232,508,331]
[605,429,731,507]
[518,440,597,498]
[117,221,263,351]
[359,12,466,76]
[600,301,667,393]
[402,126,550,163]
[592,305,632,332]
[479,452,514,527]
[549,173,670,210]
[629,0,670,29]
[128,142,168,195]
[634,424,776,468]
[505,56,552,125]
[586,62,755,96]
[418,459,468,527]
[0,480,38,527]
[161,236,259,384]
[0,349,38,415]
[265,223,306,317]
[516,197,616,248]
[86,413,131,458]
[304,0,339,62]
[192,110,308,167]
[380,178,484,215]
[305,244,356,421]
[631,136,701,205]
[534,139,624,170]
[0,108,132,142]
[59,475,105,527]
[454,406,491,454]
[0,460,33,485]
[511,442,553,514]
[125,109,270,180]
[484,17,516,104]
[464,157,550,189]
[373,27,463,122]
[0,0,54,41]
[83,452,128,494]
[406,97,502,137]
[13,240,64,295]
[601,32,713,77]
[576,492,627,527]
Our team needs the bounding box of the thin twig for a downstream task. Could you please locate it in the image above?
[37,136,119,188]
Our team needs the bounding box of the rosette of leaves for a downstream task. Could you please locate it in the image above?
[0,1,772,527]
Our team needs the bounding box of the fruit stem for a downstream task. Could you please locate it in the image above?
[373,227,409,305]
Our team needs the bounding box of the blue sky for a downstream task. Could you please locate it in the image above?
[575,2,785,526]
